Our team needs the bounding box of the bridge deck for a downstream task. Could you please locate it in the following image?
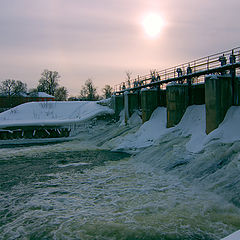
[114,47,240,94]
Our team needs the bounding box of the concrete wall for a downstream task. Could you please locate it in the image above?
[124,92,139,123]
[166,84,188,128]
[205,75,232,134]
[141,89,158,123]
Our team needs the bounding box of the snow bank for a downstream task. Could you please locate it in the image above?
[0,101,114,128]
[206,106,240,143]
[114,105,240,153]
[176,105,240,152]
[176,105,207,153]
[221,230,240,240]
[2,101,240,153]
[114,107,171,150]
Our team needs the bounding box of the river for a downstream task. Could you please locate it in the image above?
[0,120,240,240]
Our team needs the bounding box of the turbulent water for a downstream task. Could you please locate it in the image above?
[0,120,240,240]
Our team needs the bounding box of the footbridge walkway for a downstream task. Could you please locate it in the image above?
[114,47,240,94]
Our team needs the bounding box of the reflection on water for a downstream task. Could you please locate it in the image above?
[0,139,240,240]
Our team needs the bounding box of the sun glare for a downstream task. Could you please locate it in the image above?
[142,13,164,38]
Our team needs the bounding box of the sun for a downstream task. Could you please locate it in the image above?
[142,13,164,38]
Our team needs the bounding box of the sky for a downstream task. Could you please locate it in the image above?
[0,0,239,96]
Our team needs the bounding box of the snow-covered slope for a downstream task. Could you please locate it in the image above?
[110,105,240,153]
[0,101,114,128]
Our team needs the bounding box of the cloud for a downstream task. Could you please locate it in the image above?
[0,0,239,95]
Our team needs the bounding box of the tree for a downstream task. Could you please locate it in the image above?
[37,69,60,95]
[102,84,113,99]
[79,79,99,101]
[125,70,132,88]
[0,79,16,96]
[0,79,27,96]
[13,80,27,95]
[55,86,68,101]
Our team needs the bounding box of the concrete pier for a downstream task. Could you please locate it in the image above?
[205,75,232,134]
[111,95,124,119]
[141,89,158,123]
[166,84,188,128]
[124,91,139,124]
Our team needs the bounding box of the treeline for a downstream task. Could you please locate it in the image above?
[0,69,113,101]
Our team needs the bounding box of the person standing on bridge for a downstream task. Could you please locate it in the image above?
[187,65,192,75]
[122,82,126,90]
[218,54,227,75]
[176,68,183,77]
[219,54,227,66]
[151,74,156,83]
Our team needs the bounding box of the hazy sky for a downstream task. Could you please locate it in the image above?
[0,0,239,96]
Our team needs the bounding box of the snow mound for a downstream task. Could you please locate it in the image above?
[114,107,171,150]
[0,101,114,128]
[176,105,207,153]
[114,105,240,153]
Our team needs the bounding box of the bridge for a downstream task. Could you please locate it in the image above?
[114,47,240,94]
[111,47,240,135]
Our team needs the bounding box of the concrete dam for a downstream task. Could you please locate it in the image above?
[111,47,240,134]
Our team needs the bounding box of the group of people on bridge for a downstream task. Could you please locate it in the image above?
[118,51,238,91]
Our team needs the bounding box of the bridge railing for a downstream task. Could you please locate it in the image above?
[114,47,240,93]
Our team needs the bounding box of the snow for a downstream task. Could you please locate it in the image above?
[37,92,54,98]
[113,105,240,153]
[2,100,240,155]
[0,101,114,128]
[176,105,207,153]
[221,230,240,240]
[113,107,171,151]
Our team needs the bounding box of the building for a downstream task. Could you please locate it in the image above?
[0,92,55,112]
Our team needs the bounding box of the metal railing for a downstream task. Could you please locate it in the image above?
[114,47,240,94]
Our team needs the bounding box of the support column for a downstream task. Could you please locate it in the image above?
[205,75,232,134]
[110,94,124,119]
[166,84,188,128]
[124,91,139,124]
[141,89,158,123]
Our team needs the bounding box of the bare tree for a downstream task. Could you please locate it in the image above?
[55,86,68,101]
[0,79,27,96]
[79,79,99,101]
[102,85,113,99]
[13,80,27,95]
[125,70,132,88]
[37,70,60,95]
